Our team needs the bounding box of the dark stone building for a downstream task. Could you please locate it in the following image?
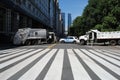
[0,0,62,43]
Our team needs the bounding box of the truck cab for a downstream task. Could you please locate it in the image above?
[79,35,88,45]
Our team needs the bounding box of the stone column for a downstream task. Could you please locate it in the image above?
[5,9,11,33]
[11,12,19,32]
[27,18,32,28]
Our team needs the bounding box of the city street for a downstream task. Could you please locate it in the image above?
[0,0,120,80]
[0,43,120,80]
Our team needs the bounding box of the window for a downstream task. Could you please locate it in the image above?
[67,36,73,39]
[33,7,35,13]
[35,32,38,36]
[22,0,26,5]
[28,3,31,10]
[16,0,21,5]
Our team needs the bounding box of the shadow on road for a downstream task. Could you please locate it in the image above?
[0,43,20,50]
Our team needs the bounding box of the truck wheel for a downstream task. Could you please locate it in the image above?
[34,40,38,45]
[37,40,41,44]
[80,40,86,45]
[117,40,120,45]
[110,40,116,46]
[73,41,76,44]
[61,41,65,43]
[25,40,29,45]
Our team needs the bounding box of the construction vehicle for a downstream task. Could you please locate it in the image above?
[79,29,120,45]
[13,28,56,45]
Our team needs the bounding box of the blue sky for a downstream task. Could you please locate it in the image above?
[59,0,88,28]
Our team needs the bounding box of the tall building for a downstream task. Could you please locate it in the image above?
[61,13,65,37]
[61,13,65,30]
[0,0,62,43]
[68,13,72,33]
[55,1,65,38]
[50,0,54,29]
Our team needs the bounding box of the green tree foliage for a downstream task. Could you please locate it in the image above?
[69,0,120,36]
[94,24,103,31]
[69,16,86,36]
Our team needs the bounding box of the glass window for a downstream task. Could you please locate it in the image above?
[0,8,6,31]
[22,0,26,5]
[16,0,21,5]
[28,3,31,10]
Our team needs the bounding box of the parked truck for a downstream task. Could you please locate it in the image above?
[13,28,56,45]
[79,29,120,45]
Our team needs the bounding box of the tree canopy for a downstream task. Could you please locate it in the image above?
[70,0,120,36]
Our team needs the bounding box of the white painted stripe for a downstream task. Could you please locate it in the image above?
[21,45,48,48]
[0,49,14,53]
[95,49,120,61]
[103,49,120,56]
[44,49,64,80]
[68,49,91,80]
[0,49,49,80]
[75,49,117,80]
[111,50,120,54]
[0,49,27,58]
[18,49,57,80]
[0,49,20,54]
[0,49,39,69]
[0,49,31,61]
[89,50,120,66]
[81,49,120,76]
[102,49,120,56]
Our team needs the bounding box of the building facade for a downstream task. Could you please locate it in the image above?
[68,13,72,33]
[61,13,65,37]
[0,0,62,43]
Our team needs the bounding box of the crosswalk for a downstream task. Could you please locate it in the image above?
[0,48,120,80]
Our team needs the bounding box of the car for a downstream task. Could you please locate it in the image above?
[59,36,80,43]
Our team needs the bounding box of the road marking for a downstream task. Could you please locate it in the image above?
[0,49,27,58]
[0,49,33,62]
[0,49,35,69]
[95,49,120,61]
[67,49,91,80]
[44,49,64,80]
[18,49,57,80]
[81,49,120,76]
[90,50,120,66]
[0,48,120,80]
[61,49,74,80]
[75,49,117,80]
[47,44,56,49]
[102,49,120,56]
[0,49,49,80]
[0,49,18,53]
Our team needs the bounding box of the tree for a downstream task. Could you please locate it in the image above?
[69,16,84,36]
[102,15,117,30]
[71,0,120,36]
[94,24,103,31]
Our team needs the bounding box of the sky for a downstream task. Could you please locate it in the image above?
[59,0,88,29]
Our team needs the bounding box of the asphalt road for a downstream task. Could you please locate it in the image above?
[0,43,120,80]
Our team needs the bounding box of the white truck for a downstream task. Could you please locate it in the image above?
[79,29,120,45]
[13,28,56,45]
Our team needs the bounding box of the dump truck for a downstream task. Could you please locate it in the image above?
[13,28,56,45]
[79,29,120,45]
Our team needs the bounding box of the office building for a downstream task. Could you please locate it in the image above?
[68,13,72,33]
[0,0,62,43]
[61,13,65,37]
